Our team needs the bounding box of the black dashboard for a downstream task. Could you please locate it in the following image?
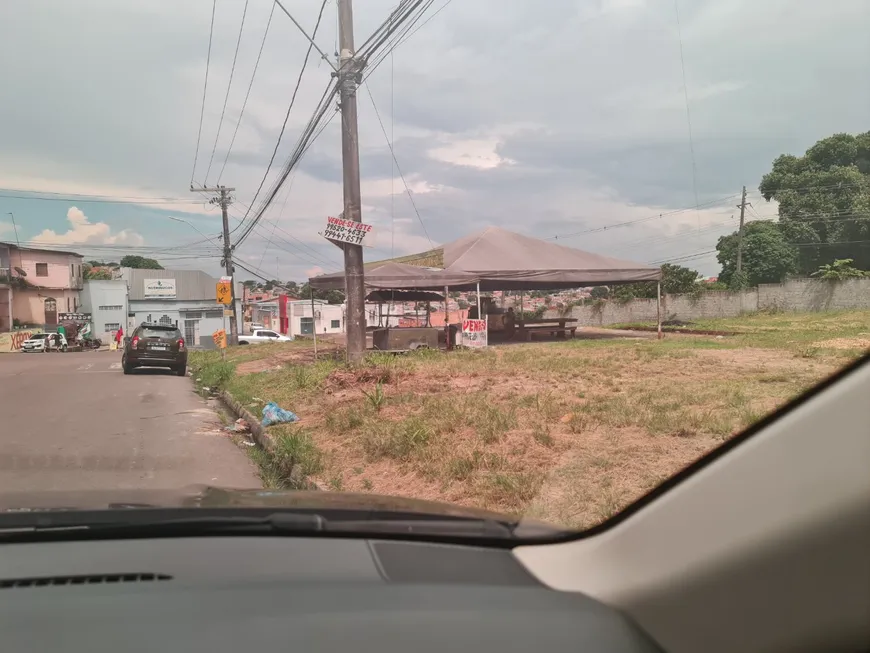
[0,536,663,652]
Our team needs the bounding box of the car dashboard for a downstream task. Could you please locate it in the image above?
[0,536,663,652]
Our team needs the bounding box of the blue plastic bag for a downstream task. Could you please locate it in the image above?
[261,401,299,427]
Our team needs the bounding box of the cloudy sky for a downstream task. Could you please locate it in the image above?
[0,0,868,281]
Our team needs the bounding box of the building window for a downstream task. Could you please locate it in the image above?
[331,319,340,329]
[203,310,223,319]
[104,323,121,332]
[159,315,173,326]
[67,297,71,312]
[98,305,123,311]
[74,297,78,311]
[36,263,48,277]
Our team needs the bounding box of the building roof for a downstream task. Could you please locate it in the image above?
[121,268,243,302]
[1,242,84,258]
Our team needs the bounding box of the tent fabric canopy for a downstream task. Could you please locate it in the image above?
[309,226,661,291]
[366,289,444,303]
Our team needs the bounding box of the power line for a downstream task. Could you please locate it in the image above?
[204,0,250,184]
[235,0,331,236]
[217,0,277,184]
[672,0,701,237]
[363,82,433,247]
[0,189,204,205]
[191,0,217,187]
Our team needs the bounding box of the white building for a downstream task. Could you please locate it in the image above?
[120,268,242,348]
[79,279,130,342]
[288,300,344,337]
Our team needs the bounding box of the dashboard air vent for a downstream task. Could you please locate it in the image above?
[0,573,171,589]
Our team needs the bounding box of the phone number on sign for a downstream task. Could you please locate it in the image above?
[324,225,369,245]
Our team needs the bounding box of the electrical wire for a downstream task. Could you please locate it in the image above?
[235,0,331,236]
[217,0,277,184]
[191,0,217,187]
[672,0,701,237]
[363,83,433,247]
[204,0,251,184]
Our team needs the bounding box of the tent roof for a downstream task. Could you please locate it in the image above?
[309,227,660,291]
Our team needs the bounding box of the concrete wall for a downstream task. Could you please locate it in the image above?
[128,298,242,348]
[548,278,870,326]
[11,288,82,326]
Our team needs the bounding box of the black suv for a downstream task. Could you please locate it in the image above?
[122,323,188,376]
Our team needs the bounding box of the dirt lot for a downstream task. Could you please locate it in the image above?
[191,309,870,530]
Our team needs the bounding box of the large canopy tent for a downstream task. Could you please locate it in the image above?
[309,227,662,291]
[309,226,665,340]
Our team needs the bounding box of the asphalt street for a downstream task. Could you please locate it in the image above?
[0,350,261,494]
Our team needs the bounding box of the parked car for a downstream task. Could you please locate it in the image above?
[21,332,68,353]
[237,329,294,345]
[122,323,187,376]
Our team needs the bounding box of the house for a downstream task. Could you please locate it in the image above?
[288,299,344,337]
[79,279,131,342]
[120,268,243,348]
[0,242,84,330]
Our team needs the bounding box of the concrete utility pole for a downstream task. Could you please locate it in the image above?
[193,185,239,346]
[736,185,748,276]
[337,0,367,363]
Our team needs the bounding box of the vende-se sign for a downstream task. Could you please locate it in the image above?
[461,319,488,348]
[322,215,375,247]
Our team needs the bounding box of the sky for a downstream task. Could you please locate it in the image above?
[0,0,868,282]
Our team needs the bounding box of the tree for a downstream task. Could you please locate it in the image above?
[758,131,870,273]
[613,264,701,300]
[716,221,801,287]
[120,255,163,269]
[298,282,345,304]
[811,258,868,280]
[83,263,112,281]
[590,286,610,299]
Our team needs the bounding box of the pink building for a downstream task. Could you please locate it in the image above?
[0,243,84,330]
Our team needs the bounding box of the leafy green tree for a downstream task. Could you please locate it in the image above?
[590,286,610,299]
[613,264,701,300]
[811,258,868,280]
[83,263,112,281]
[716,221,801,287]
[299,282,345,304]
[759,131,870,272]
[120,255,163,269]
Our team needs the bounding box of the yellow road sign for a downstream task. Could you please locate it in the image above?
[212,329,227,349]
[216,281,232,305]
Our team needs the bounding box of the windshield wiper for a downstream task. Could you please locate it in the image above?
[0,511,517,542]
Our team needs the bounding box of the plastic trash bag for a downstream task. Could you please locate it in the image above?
[261,401,299,427]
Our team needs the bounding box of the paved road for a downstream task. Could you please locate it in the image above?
[0,351,261,494]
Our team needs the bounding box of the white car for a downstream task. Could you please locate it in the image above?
[21,332,69,352]
[237,329,294,345]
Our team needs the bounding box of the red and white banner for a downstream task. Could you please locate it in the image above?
[461,319,488,348]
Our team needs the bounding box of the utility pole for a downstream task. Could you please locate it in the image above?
[736,185,748,276]
[192,185,239,346]
[337,0,367,363]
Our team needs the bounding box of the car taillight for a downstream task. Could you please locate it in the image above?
[131,336,139,348]
[178,338,185,350]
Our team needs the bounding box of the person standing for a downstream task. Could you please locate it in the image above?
[115,325,124,350]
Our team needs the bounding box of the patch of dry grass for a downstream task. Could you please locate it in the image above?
[196,309,869,528]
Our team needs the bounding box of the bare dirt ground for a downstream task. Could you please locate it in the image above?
[195,310,870,530]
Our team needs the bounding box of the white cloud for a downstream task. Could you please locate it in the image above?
[428,138,515,170]
[33,207,145,246]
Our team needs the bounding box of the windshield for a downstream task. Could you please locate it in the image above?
[1,1,868,538]
[139,326,182,339]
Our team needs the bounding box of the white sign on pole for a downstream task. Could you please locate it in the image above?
[461,318,488,348]
[143,278,177,299]
[321,215,376,248]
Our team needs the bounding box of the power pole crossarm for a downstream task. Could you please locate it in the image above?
[192,185,239,346]
[337,0,367,364]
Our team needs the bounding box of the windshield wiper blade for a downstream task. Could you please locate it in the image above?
[0,511,515,541]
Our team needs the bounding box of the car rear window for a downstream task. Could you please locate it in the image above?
[139,326,181,339]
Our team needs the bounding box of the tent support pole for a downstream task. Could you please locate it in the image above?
[476,282,481,319]
[656,281,662,340]
[444,286,450,350]
[311,294,318,359]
